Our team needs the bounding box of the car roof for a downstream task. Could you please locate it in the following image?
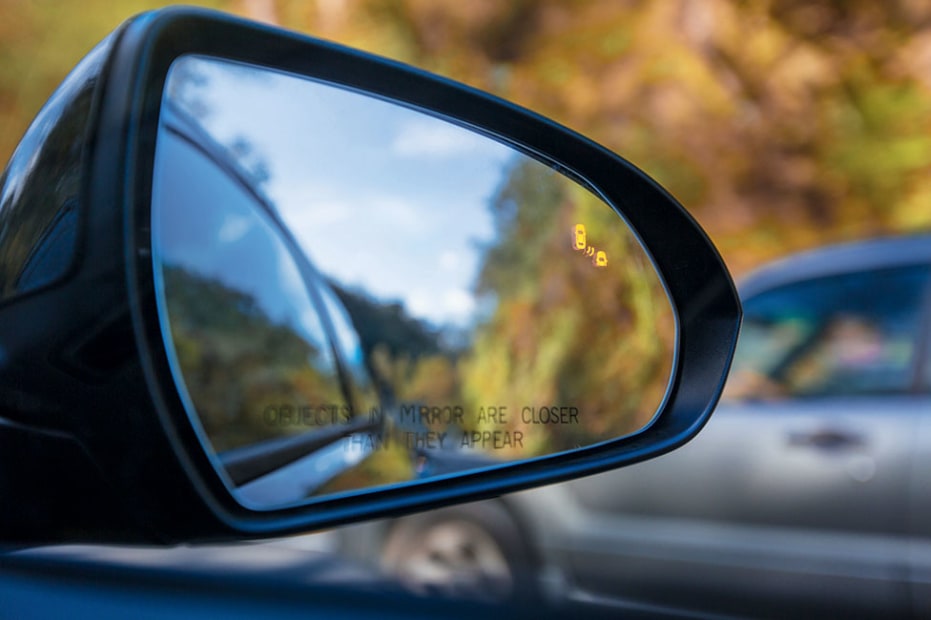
[738,234,931,300]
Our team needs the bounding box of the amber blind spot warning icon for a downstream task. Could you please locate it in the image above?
[573,224,587,250]
[572,224,607,268]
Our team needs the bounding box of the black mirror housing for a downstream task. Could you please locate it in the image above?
[0,7,740,543]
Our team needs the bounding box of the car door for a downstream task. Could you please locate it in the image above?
[562,262,931,616]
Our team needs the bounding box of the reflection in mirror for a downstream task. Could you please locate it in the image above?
[151,56,676,510]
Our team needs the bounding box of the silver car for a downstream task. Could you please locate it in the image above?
[340,235,931,617]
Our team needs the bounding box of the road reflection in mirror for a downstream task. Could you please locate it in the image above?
[150,55,676,509]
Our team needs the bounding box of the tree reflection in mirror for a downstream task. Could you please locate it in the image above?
[150,56,676,510]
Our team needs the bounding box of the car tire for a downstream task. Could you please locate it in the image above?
[380,501,538,604]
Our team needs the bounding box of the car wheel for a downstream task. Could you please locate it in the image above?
[380,501,538,603]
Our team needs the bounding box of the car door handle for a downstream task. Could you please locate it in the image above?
[786,428,866,450]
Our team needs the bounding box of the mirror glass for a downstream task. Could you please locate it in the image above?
[151,56,676,510]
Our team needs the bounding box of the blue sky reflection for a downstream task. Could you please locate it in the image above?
[167,56,519,330]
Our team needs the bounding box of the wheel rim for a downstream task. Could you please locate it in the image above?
[383,519,514,601]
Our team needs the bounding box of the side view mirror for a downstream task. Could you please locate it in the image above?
[0,7,740,543]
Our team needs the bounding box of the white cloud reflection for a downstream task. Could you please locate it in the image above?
[391,119,504,159]
[217,215,251,244]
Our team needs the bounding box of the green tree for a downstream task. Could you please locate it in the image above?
[163,265,346,452]
[463,159,674,454]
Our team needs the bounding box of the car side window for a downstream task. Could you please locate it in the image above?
[154,126,350,453]
[724,264,931,400]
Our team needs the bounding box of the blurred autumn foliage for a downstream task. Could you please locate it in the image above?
[2,0,930,275]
